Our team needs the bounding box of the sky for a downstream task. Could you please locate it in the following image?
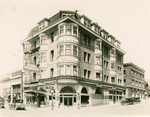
[0,0,150,82]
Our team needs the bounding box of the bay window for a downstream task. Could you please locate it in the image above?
[66,24,71,35]
[59,65,64,75]
[41,53,46,62]
[95,41,101,49]
[60,25,64,35]
[73,26,77,36]
[96,56,101,65]
[65,45,71,55]
[59,23,78,37]
[66,65,71,75]
[73,66,77,76]
[60,45,64,55]
[73,46,77,56]
[58,65,78,76]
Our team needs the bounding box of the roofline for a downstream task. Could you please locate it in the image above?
[124,62,145,72]
[21,16,126,54]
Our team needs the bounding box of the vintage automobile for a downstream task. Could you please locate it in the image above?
[9,99,26,110]
[120,97,135,105]
[134,97,141,103]
[0,97,5,108]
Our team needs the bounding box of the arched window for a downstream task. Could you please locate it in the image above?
[81,87,88,94]
[60,86,76,93]
[95,89,102,95]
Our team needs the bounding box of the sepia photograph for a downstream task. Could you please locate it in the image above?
[0,0,150,116]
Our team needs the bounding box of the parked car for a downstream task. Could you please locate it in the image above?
[120,97,135,105]
[0,97,5,108]
[9,99,25,110]
[134,97,141,103]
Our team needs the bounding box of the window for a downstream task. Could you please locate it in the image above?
[73,46,77,56]
[95,41,101,49]
[66,65,71,75]
[84,69,87,78]
[87,53,91,63]
[41,35,47,44]
[110,50,115,56]
[88,71,91,79]
[65,45,71,55]
[96,56,101,65]
[60,25,64,35]
[73,66,77,76]
[34,41,37,48]
[50,32,54,43]
[60,45,64,55]
[111,77,115,84]
[84,52,87,62]
[73,26,77,36]
[50,50,54,61]
[117,53,122,62]
[104,46,109,56]
[50,68,54,77]
[96,73,101,79]
[59,65,64,75]
[104,60,109,69]
[111,63,115,70]
[33,56,36,65]
[41,53,46,62]
[33,73,36,81]
[106,76,109,83]
[132,80,134,85]
[66,24,71,35]
[118,79,122,84]
[83,34,91,46]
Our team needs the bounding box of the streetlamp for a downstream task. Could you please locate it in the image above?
[51,89,54,110]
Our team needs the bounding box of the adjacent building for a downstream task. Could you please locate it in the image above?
[21,10,125,108]
[123,63,148,99]
[0,70,23,108]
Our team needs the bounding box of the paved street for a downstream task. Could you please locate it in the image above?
[0,99,150,117]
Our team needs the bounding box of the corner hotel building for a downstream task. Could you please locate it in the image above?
[21,10,125,108]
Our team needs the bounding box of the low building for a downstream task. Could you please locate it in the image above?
[123,63,147,99]
[0,70,23,108]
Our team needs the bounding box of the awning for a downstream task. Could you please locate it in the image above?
[24,89,47,95]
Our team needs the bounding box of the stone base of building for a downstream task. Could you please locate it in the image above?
[23,76,124,108]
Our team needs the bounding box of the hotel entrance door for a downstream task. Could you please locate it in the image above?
[64,97,72,106]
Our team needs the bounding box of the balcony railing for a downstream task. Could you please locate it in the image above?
[24,46,40,54]
[23,63,39,71]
